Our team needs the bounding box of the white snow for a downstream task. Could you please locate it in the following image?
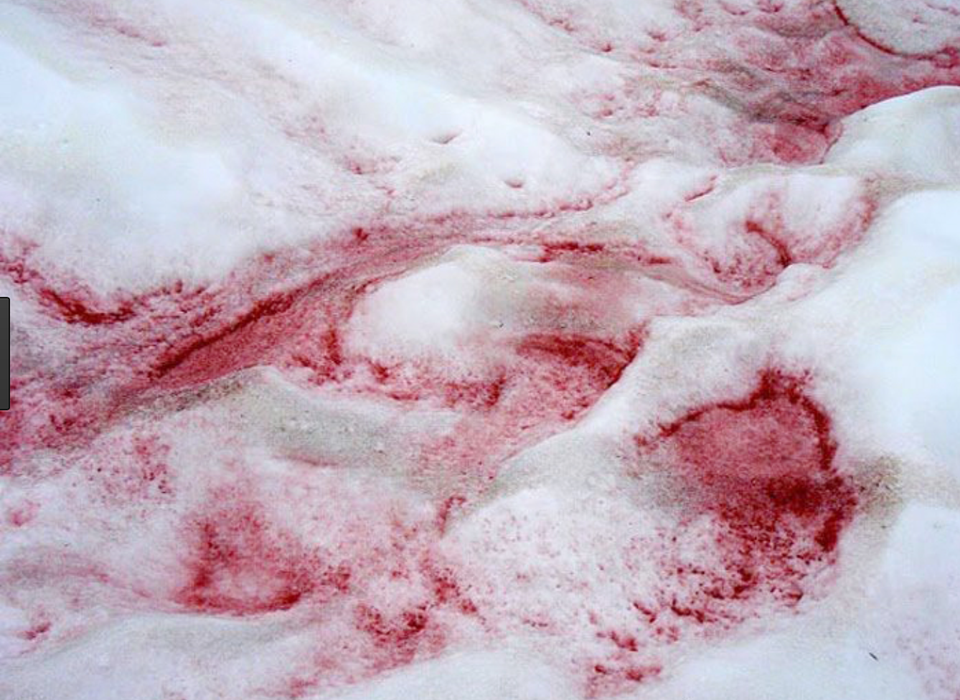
[2,1,960,699]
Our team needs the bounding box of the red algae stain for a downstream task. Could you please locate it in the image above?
[1,218,655,478]
[21,619,52,642]
[831,3,908,58]
[353,602,439,666]
[636,369,858,626]
[436,494,468,534]
[0,5,911,698]
[6,501,39,527]
[176,498,350,616]
[363,361,507,413]
[266,518,479,696]
[169,480,479,697]
[409,330,643,493]
[37,288,136,325]
[334,553,477,682]
[586,661,662,698]
[667,184,874,298]
[515,333,638,419]
[0,240,134,327]
[150,287,332,389]
[539,241,607,263]
[84,432,178,504]
[130,435,175,497]
[147,233,441,391]
[542,0,960,164]
[493,369,862,696]
[658,370,837,475]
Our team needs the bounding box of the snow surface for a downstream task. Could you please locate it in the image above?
[2,1,960,699]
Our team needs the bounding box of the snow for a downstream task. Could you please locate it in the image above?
[2,1,960,699]
[836,0,960,56]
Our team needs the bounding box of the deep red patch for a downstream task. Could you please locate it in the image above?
[176,499,350,616]
[636,369,859,627]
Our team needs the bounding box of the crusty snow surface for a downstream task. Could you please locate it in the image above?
[1,1,960,699]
